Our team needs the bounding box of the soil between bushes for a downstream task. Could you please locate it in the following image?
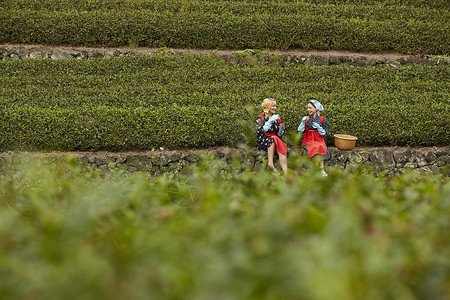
[0,43,415,61]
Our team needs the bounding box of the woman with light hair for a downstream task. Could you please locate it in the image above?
[255,98,288,175]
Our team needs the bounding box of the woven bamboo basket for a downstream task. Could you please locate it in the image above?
[334,134,358,151]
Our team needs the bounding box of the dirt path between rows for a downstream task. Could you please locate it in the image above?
[1,43,416,61]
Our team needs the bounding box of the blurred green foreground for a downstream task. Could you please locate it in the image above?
[0,156,449,300]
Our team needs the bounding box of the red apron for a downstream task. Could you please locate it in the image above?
[260,113,288,157]
[302,116,327,158]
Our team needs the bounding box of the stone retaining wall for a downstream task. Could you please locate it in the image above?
[1,46,448,67]
[1,147,448,176]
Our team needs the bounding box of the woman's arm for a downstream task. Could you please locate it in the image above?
[312,117,329,136]
[297,116,307,133]
[254,116,266,145]
[263,115,278,132]
[322,117,330,136]
[254,116,264,132]
[277,118,285,137]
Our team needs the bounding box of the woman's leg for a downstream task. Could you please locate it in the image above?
[267,143,275,169]
[278,152,288,175]
[320,160,327,176]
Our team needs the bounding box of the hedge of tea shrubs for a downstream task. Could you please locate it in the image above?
[0,55,448,151]
[0,157,448,299]
[0,0,448,54]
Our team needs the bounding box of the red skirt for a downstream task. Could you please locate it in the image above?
[303,131,327,158]
[266,133,287,157]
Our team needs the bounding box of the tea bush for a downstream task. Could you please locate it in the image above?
[0,156,448,299]
[0,56,448,151]
[0,0,448,54]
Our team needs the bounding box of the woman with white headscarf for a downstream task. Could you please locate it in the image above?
[297,99,330,176]
[255,98,288,175]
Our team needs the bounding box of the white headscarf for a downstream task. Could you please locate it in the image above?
[309,99,324,115]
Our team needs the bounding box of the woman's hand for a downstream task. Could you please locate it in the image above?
[269,115,279,122]
[312,122,326,136]
[263,115,278,132]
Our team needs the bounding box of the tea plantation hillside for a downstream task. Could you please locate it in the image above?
[1,0,449,54]
[0,1,449,299]
[0,0,449,152]
[1,55,449,151]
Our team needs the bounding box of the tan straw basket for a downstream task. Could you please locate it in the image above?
[334,134,358,151]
